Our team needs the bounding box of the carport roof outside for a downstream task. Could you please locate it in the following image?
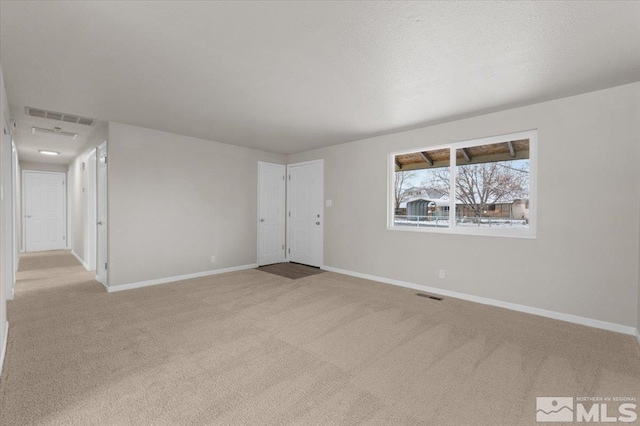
[394,139,530,172]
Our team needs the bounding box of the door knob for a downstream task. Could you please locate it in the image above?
[26,215,31,219]
[97,221,103,225]
[260,218,265,222]
[316,221,320,225]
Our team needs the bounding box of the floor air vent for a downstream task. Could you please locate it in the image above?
[416,293,443,301]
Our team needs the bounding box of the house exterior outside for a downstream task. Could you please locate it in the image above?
[400,186,529,223]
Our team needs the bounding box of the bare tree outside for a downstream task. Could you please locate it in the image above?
[394,170,417,210]
[428,160,529,218]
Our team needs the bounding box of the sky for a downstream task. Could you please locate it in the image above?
[402,159,530,194]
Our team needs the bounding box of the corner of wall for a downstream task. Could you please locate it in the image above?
[67,120,110,268]
[634,83,640,341]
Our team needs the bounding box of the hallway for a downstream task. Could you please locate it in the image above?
[0,250,105,424]
[13,250,99,294]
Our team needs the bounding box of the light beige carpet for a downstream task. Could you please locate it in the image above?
[1,250,639,425]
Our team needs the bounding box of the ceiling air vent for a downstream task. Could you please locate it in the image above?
[77,117,94,126]
[27,108,46,118]
[46,111,63,121]
[25,107,95,126]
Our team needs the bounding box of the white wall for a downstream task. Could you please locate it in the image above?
[19,161,67,173]
[107,122,286,288]
[289,82,640,330]
[67,122,108,268]
[0,64,10,375]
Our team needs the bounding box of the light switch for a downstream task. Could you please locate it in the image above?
[325,199,332,207]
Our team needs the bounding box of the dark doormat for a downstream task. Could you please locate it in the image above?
[257,262,324,280]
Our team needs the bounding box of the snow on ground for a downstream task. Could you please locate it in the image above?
[457,221,528,229]
[394,218,528,229]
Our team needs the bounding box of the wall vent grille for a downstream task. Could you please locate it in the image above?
[25,107,95,126]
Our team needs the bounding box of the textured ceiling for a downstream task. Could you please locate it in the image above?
[1,1,639,160]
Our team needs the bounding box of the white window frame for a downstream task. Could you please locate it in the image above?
[388,130,537,239]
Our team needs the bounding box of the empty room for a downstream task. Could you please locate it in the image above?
[0,1,639,425]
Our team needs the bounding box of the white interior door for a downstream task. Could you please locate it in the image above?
[258,162,286,266]
[23,171,66,252]
[87,149,97,270]
[287,160,323,267]
[96,141,108,285]
[10,141,18,300]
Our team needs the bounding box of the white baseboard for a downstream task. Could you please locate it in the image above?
[71,250,90,271]
[0,321,8,381]
[322,265,638,337]
[106,263,259,293]
[634,328,640,348]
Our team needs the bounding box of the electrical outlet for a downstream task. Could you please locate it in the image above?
[211,256,216,263]
[439,269,445,279]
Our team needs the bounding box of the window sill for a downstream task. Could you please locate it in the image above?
[387,225,537,239]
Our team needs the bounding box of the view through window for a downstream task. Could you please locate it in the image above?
[391,132,534,236]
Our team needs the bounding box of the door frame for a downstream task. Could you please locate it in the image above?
[286,159,324,267]
[86,149,97,270]
[95,141,108,287]
[22,170,67,253]
[257,161,286,266]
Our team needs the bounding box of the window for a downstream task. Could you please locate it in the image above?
[389,130,536,238]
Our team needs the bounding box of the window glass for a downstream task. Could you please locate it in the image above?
[455,140,530,228]
[393,148,450,228]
